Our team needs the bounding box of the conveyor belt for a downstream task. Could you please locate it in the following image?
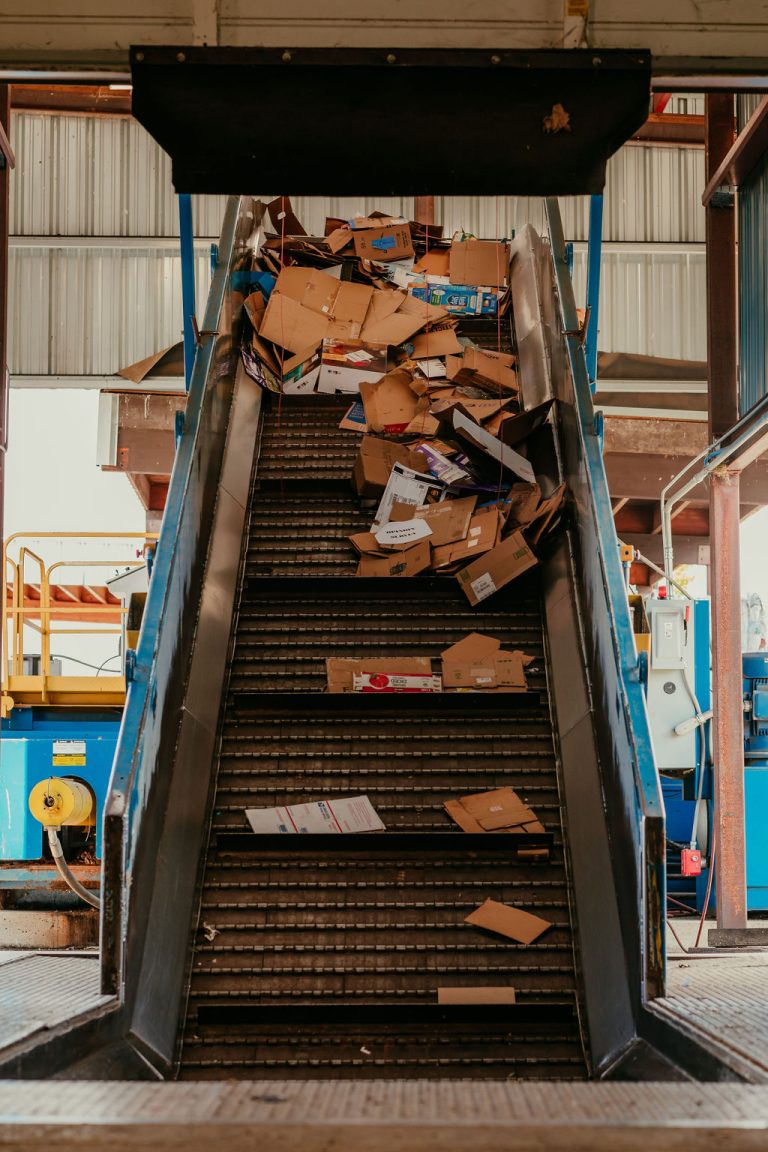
[179,386,587,1080]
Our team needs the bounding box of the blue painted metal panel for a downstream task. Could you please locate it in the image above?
[585,194,603,391]
[103,196,244,996]
[739,152,768,416]
[178,193,196,391]
[0,710,120,859]
[545,197,665,992]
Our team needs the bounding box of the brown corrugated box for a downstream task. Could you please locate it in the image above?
[389,495,477,548]
[352,435,424,498]
[353,223,414,263]
[441,633,529,692]
[432,506,502,571]
[456,529,537,605]
[464,898,552,945]
[327,656,433,693]
[449,239,510,288]
[356,538,432,577]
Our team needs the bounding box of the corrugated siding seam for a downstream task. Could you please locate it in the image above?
[739,152,768,416]
[8,248,212,375]
[9,111,705,244]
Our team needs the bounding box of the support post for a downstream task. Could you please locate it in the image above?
[710,468,747,930]
[0,85,11,690]
[585,193,603,391]
[413,196,435,225]
[705,94,746,932]
[178,194,196,391]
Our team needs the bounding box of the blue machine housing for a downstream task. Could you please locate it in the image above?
[0,708,120,860]
[741,652,768,908]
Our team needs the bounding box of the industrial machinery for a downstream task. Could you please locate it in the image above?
[639,591,768,912]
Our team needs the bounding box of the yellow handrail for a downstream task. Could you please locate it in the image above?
[2,532,159,712]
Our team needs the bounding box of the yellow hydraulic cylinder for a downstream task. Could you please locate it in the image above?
[28,777,94,828]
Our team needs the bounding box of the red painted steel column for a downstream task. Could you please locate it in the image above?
[0,85,10,689]
[710,469,747,928]
[705,93,746,929]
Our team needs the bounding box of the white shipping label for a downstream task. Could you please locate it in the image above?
[470,573,497,603]
[374,462,444,527]
[416,358,448,379]
[245,795,385,835]
[374,519,433,546]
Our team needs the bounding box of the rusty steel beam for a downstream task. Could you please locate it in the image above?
[10,83,132,117]
[710,469,748,930]
[702,94,768,205]
[413,195,435,225]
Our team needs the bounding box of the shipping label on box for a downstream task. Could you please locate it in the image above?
[457,529,538,605]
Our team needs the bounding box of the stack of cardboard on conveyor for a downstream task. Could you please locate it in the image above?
[325,631,536,695]
[239,197,567,605]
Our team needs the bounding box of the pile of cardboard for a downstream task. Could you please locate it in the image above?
[240,198,513,396]
[239,198,566,603]
[325,632,535,695]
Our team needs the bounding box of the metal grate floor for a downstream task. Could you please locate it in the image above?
[0,953,111,1053]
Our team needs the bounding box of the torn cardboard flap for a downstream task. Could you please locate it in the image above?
[526,484,567,547]
[496,399,554,447]
[410,327,463,360]
[361,310,427,346]
[449,239,511,289]
[327,656,433,693]
[456,529,538,606]
[447,346,518,394]
[352,435,425,498]
[441,633,529,692]
[360,369,422,434]
[397,292,450,324]
[504,483,542,527]
[414,249,451,277]
[356,538,432,578]
[259,290,330,354]
[464,898,552,945]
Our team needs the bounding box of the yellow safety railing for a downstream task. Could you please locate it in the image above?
[2,532,158,716]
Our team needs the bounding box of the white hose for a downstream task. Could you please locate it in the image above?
[681,662,709,853]
[47,827,101,910]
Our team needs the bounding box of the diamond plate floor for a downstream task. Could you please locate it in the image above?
[0,953,112,1052]
[654,919,768,1082]
[1,1080,768,1150]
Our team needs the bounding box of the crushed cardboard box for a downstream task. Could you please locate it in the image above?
[440,634,534,692]
[444,786,544,836]
[390,494,477,548]
[464,898,552,945]
[360,368,422,433]
[373,462,444,527]
[352,435,425,498]
[356,538,432,578]
[456,529,538,605]
[431,506,502,571]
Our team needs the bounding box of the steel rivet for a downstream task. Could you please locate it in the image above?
[135,51,144,62]
[490,55,501,65]
[592,55,602,66]
[282,50,292,63]
[386,53,397,64]
[177,51,186,63]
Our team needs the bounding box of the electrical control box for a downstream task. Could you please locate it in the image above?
[645,600,698,773]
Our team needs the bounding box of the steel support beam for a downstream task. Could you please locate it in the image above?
[710,468,747,930]
[585,194,603,390]
[413,196,435,225]
[705,94,746,931]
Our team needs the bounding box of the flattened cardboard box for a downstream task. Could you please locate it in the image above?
[447,346,518,394]
[246,794,384,835]
[440,632,529,692]
[457,529,537,606]
[327,656,433,693]
[356,538,432,578]
[353,224,414,263]
[437,987,516,1005]
[464,898,552,945]
[449,239,511,289]
[409,327,463,360]
[390,494,477,548]
[431,507,501,570]
[352,435,424,498]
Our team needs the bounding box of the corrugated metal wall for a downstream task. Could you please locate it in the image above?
[7,110,707,376]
